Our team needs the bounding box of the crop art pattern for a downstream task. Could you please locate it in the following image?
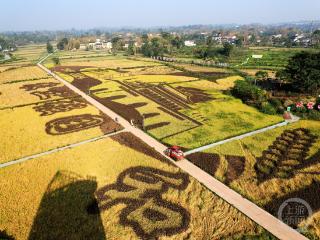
[255,128,317,183]
[21,82,77,100]
[20,80,117,135]
[52,66,214,132]
[45,114,106,135]
[95,166,190,239]
[33,98,88,116]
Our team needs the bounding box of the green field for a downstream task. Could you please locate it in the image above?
[48,53,282,149]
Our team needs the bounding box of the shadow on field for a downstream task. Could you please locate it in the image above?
[28,171,106,240]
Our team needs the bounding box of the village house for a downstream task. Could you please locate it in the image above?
[184,40,196,47]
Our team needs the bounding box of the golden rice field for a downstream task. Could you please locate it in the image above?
[13,44,47,63]
[189,120,320,238]
[0,134,270,239]
[0,78,64,108]
[117,74,199,84]
[0,104,118,163]
[44,53,162,69]
[0,66,50,84]
[0,48,283,239]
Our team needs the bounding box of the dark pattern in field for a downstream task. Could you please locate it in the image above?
[145,122,171,131]
[176,86,213,103]
[21,82,77,100]
[21,80,122,135]
[33,98,88,116]
[52,65,215,133]
[187,152,246,184]
[255,128,317,183]
[45,114,107,135]
[96,166,190,239]
[187,152,221,177]
[110,132,170,164]
[225,155,246,184]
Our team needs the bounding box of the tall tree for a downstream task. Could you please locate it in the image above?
[57,38,68,50]
[284,52,320,93]
[46,41,54,53]
[221,42,233,57]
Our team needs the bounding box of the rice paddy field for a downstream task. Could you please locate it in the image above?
[0,67,122,163]
[0,132,272,240]
[47,53,282,149]
[0,46,276,238]
[186,120,320,238]
[2,45,318,239]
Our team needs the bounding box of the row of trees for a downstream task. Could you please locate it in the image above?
[139,32,236,58]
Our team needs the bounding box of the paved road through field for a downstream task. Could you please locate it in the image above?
[37,58,308,240]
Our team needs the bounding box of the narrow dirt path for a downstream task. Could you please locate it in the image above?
[37,59,307,240]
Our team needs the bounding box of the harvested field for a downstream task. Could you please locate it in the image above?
[0,134,270,239]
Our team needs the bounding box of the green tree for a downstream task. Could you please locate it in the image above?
[284,52,320,94]
[221,42,233,57]
[111,37,122,52]
[141,38,167,57]
[52,57,60,65]
[312,30,320,48]
[255,71,268,80]
[171,36,183,49]
[57,38,68,50]
[46,41,54,53]
[231,80,266,103]
[126,42,135,55]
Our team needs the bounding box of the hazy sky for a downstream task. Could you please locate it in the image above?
[1,0,319,31]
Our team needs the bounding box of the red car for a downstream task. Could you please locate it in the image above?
[164,146,184,161]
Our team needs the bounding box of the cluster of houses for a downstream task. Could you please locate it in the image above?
[80,39,143,51]
[81,39,113,50]
[271,33,312,46]
[212,33,235,44]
